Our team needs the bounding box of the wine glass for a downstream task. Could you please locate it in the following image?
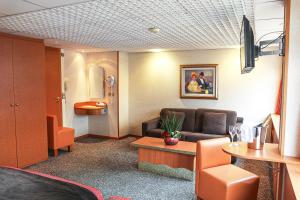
[233,124,242,146]
[228,125,236,146]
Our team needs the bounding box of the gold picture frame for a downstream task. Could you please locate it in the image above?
[180,64,218,99]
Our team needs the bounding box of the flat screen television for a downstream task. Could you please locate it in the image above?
[240,15,256,74]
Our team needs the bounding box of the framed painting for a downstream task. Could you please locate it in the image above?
[180,64,218,99]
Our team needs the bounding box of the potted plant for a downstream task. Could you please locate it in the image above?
[161,114,182,145]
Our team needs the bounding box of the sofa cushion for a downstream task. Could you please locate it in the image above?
[161,111,185,131]
[160,108,196,132]
[181,132,227,142]
[194,109,237,133]
[202,112,227,135]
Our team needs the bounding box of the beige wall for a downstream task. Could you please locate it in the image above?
[281,0,300,157]
[62,50,89,136]
[119,52,129,137]
[63,50,119,138]
[128,48,282,136]
[86,52,119,138]
[63,48,282,138]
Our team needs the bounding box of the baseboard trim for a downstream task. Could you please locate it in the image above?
[88,134,119,139]
[75,133,142,141]
[119,134,142,139]
[74,134,90,141]
[129,134,143,138]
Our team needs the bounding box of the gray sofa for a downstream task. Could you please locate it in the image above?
[142,108,243,142]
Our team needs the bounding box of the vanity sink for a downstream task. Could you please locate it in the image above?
[80,105,100,109]
[74,102,107,115]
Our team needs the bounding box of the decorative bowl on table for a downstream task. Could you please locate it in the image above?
[162,130,180,145]
[163,136,179,145]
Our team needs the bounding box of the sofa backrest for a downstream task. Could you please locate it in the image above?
[160,108,196,132]
[194,109,237,133]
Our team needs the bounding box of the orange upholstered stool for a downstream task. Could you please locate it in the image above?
[195,138,260,200]
[47,115,74,156]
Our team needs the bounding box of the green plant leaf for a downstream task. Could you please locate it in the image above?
[160,113,182,138]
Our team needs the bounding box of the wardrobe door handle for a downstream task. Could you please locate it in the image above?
[56,97,61,103]
[10,104,14,107]
[15,104,20,106]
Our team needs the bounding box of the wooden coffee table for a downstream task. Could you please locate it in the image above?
[131,137,196,180]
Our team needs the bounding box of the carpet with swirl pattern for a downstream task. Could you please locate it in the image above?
[28,137,273,200]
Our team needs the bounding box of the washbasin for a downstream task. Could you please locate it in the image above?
[80,105,101,109]
[74,101,107,115]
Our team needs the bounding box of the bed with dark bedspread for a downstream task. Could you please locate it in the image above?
[0,167,103,200]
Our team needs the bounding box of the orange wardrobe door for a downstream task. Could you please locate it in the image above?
[45,47,63,126]
[13,38,48,168]
[0,36,18,167]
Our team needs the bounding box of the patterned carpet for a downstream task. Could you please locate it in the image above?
[27,137,273,200]
[236,158,273,200]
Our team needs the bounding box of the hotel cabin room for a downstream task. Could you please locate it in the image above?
[0,0,299,200]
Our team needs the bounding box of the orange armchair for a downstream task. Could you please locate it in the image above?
[47,115,74,156]
[195,138,260,200]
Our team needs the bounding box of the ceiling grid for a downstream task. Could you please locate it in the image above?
[187,0,235,45]
[0,0,256,51]
[209,1,238,45]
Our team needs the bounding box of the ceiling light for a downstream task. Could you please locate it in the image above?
[149,49,162,53]
[148,27,160,33]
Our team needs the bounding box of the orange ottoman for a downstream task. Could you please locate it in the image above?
[199,164,259,200]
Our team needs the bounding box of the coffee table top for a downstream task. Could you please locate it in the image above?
[131,137,196,156]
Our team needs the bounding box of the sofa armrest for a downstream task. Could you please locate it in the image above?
[142,117,160,136]
[237,117,244,124]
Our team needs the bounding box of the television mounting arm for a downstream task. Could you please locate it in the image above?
[256,33,285,57]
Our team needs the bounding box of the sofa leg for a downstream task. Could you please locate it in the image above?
[67,145,73,152]
[53,149,58,157]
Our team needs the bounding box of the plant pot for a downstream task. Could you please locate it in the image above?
[164,137,179,145]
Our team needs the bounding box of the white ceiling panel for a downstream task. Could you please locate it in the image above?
[255,19,283,30]
[254,0,284,41]
[25,0,92,8]
[255,1,284,19]
[0,0,43,16]
[0,0,257,51]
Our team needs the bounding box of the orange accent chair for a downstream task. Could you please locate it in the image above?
[47,115,74,157]
[195,138,260,200]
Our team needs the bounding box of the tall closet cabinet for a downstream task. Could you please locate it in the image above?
[0,33,48,168]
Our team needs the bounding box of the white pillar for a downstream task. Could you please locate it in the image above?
[281,0,300,157]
